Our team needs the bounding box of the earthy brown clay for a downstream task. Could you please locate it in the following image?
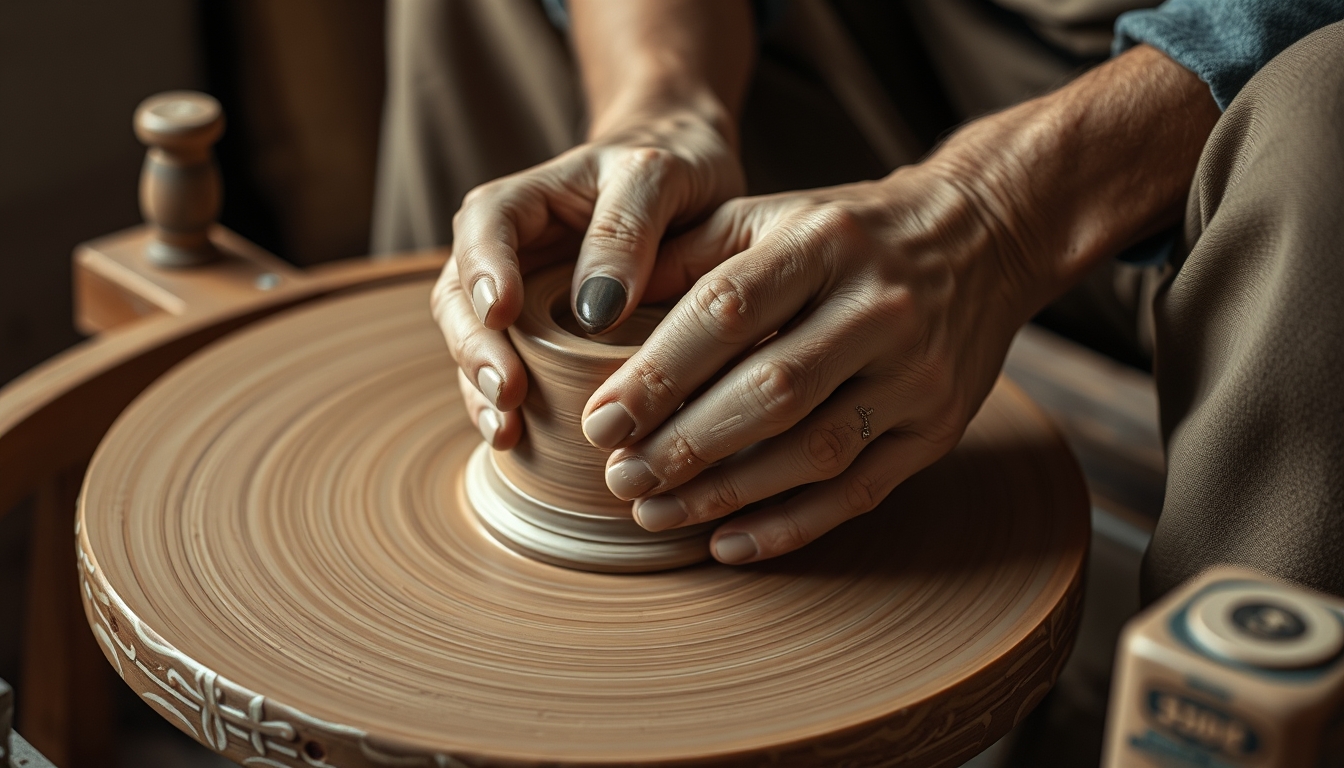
[497,263,658,515]
[474,264,712,571]
[78,280,1090,767]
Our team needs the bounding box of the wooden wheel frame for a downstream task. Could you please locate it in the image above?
[67,260,1086,767]
[0,91,1090,768]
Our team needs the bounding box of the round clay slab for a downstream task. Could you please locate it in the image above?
[78,281,1089,767]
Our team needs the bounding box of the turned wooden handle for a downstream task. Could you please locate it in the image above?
[134,91,225,267]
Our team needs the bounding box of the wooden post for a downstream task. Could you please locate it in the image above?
[133,91,225,268]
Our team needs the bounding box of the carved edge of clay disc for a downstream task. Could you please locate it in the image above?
[74,518,478,768]
[77,494,1086,768]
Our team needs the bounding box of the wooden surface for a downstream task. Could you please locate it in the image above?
[78,279,1090,767]
[0,236,444,521]
[74,225,301,334]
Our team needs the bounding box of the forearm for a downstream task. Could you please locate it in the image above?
[569,0,755,145]
[926,44,1221,313]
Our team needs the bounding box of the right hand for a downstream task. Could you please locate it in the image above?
[431,107,746,451]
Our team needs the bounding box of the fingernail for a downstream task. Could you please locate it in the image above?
[714,533,759,564]
[606,457,656,499]
[472,277,498,324]
[476,366,503,408]
[478,408,500,447]
[583,402,635,449]
[635,495,687,531]
[575,276,626,334]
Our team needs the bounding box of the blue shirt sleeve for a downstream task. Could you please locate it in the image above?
[1113,0,1344,110]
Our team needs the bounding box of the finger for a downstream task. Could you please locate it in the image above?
[454,157,593,331]
[644,197,757,304]
[708,430,946,564]
[456,369,522,450]
[582,232,828,453]
[571,150,683,335]
[431,257,528,412]
[631,375,902,531]
[603,298,876,500]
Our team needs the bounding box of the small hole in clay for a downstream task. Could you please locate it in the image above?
[551,295,667,346]
[110,616,119,633]
[303,740,325,760]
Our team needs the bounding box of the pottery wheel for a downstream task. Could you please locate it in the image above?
[77,280,1089,767]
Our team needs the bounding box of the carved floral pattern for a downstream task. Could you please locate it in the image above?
[74,517,1082,768]
[75,522,469,768]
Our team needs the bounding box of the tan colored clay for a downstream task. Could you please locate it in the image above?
[474,263,712,571]
[78,280,1089,767]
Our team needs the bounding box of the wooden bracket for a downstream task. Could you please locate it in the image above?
[74,225,303,334]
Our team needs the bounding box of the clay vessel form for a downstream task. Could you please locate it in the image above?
[78,280,1090,767]
[468,263,712,572]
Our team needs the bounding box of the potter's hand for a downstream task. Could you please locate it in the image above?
[431,0,753,451]
[582,44,1220,563]
[432,113,743,450]
[582,167,1031,563]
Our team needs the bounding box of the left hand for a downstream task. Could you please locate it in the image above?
[580,164,1044,564]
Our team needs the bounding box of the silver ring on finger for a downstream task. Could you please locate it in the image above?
[855,406,874,440]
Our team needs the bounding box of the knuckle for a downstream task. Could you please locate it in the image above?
[775,508,812,552]
[701,476,744,518]
[920,407,967,450]
[456,239,497,268]
[691,276,754,344]
[803,424,849,477]
[667,424,716,475]
[460,183,490,208]
[775,204,863,272]
[869,288,914,325]
[625,147,677,175]
[586,209,648,254]
[745,359,804,419]
[716,197,745,219]
[808,205,865,244]
[628,357,682,403]
[841,472,883,516]
[452,324,491,363]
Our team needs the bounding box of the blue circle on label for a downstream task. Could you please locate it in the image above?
[1231,602,1306,641]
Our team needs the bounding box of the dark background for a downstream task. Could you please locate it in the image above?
[0,0,387,389]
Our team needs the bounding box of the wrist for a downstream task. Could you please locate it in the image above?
[868,163,1045,340]
[588,76,738,150]
[919,45,1218,315]
[919,99,1071,318]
